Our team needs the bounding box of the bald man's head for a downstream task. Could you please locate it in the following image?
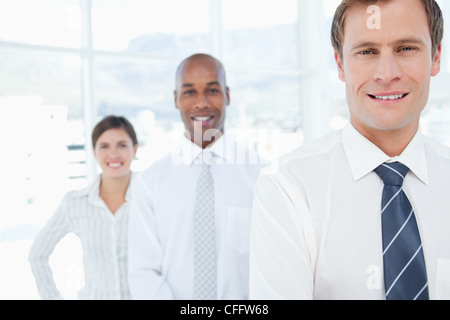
[175,53,227,91]
[174,53,230,149]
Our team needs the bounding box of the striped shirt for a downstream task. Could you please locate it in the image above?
[28,174,133,300]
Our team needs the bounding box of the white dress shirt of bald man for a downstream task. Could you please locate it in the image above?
[128,54,265,300]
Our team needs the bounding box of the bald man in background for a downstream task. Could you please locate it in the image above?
[127,53,264,300]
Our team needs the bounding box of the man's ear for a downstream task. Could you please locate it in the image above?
[225,87,230,106]
[174,90,179,109]
[335,51,345,82]
[431,44,442,77]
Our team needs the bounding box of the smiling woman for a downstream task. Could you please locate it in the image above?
[92,116,138,213]
[27,115,138,300]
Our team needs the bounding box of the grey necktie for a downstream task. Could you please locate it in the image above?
[193,151,217,300]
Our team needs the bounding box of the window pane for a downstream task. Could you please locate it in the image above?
[0,51,83,299]
[422,75,450,146]
[0,0,81,48]
[94,59,182,169]
[0,52,83,228]
[222,0,299,68]
[92,0,212,57]
[227,72,303,158]
[413,0,450,146]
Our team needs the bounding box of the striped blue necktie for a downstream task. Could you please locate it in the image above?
[374,162,429,300]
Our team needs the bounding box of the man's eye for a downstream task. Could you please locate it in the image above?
[360,50,374,55]
[184,90,194,95]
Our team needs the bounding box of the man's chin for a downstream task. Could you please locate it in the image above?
[186,127,222,146]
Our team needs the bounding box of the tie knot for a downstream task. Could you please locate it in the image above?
[202,150,216,166]
[375,162,409,186]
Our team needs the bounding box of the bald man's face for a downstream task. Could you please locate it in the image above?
[174,57,230,149]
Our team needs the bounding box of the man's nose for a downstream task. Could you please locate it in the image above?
[373,52,402,83]
[194,93,209,108]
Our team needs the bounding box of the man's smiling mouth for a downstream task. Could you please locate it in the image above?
[192,115,214,121]
[368,93,409,101]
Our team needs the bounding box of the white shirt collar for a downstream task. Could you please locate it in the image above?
[86,173,134,206]
[342,123,429,185]
[178,133,232,167]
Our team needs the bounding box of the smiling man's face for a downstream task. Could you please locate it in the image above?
[174,54,230,149]
[335,0,441,141]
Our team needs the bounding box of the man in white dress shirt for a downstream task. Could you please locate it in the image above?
[250,0,450,300]
[128,53,264,300]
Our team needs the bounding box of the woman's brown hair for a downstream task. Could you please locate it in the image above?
[91,115,138,148]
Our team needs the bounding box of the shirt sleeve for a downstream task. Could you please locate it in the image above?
[127,171,175,300]
[249,169,317,300]
[27,195,72,300]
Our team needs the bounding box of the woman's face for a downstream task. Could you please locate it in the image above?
[93,128,138,179]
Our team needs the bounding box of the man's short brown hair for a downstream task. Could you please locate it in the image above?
[331,0,444,59]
